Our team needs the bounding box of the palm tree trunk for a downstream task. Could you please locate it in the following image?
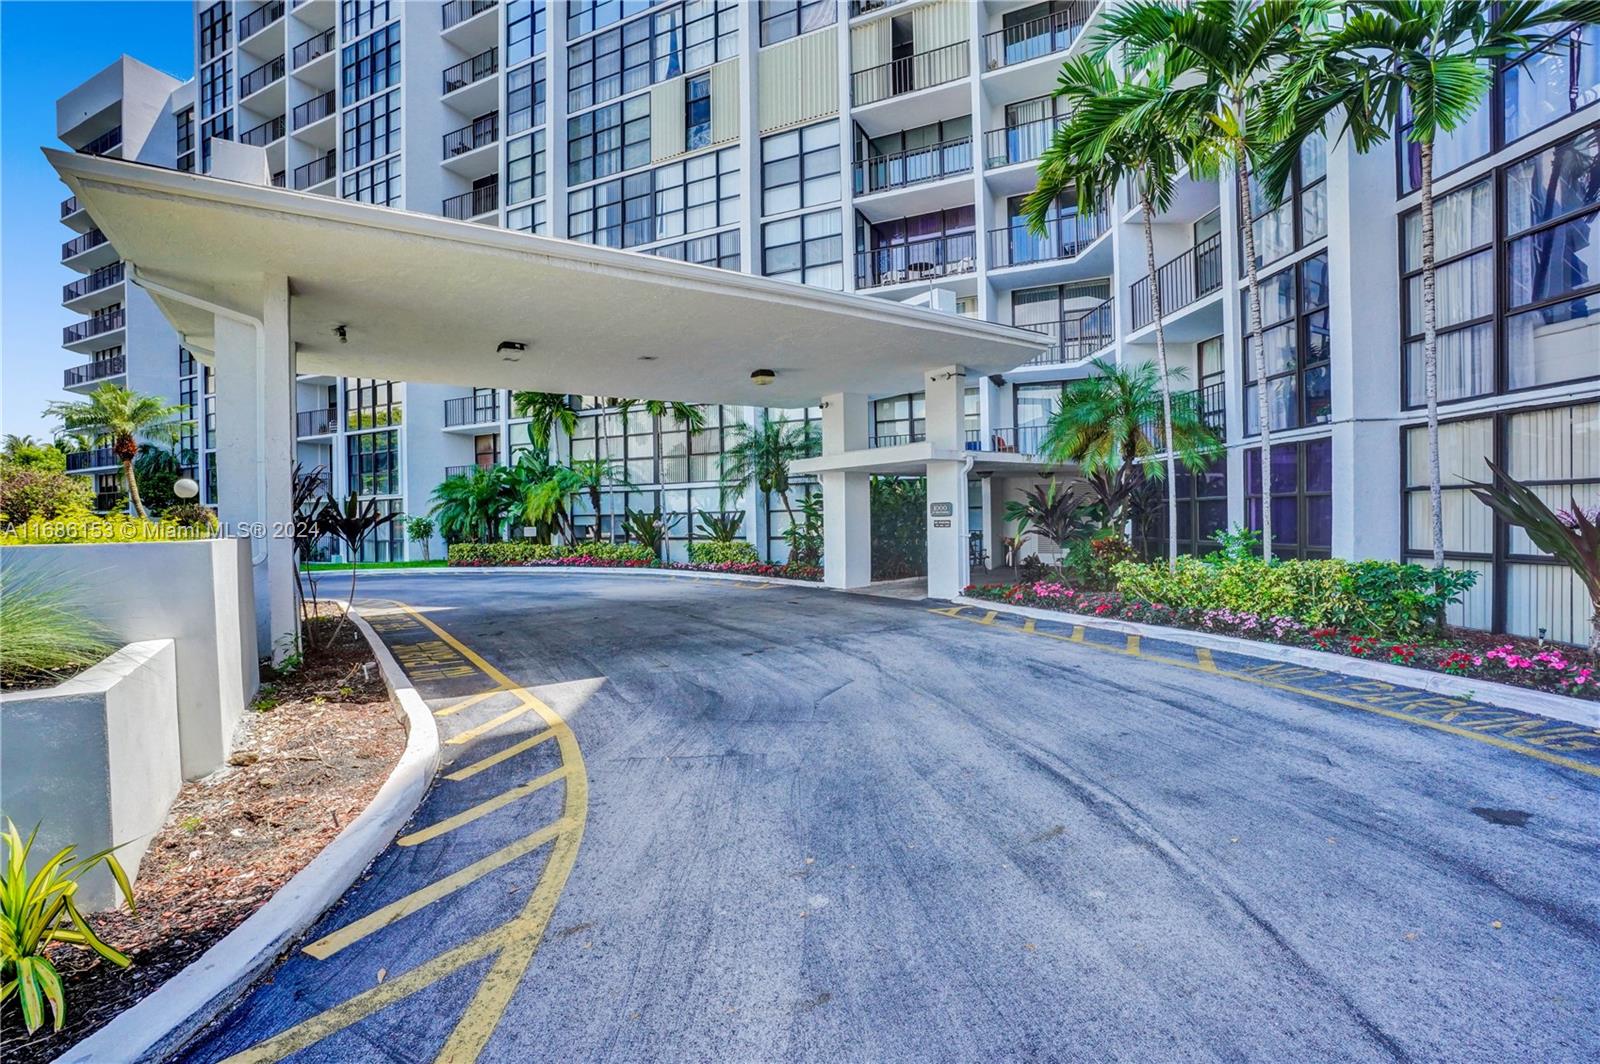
[1419,137,1445,569]
[123,458,149,520]
[1590,604,1599,658]
[1141,192,1179,568]
[1236,142,1272,561]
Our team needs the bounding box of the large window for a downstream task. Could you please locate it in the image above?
[508,201,549,233]
[1243,252,1330,434]
[199,2,230,64]
[346,431,400,497]
[1245,436,1332,560]
[566,0,653,40]
[759,0,834,47]
[175,106,195,172]
[761,122,842,216]
[1402,402,1598,644]
[342,89,401,168]
[1501,23,1599,144]
[1400,125,1600,408]
[567,94,650,184]
[567,3,737,111]
[341,0,392,39]
[1014,381,1064,454]
[343,158,402,205]
[685,73,712,151]
[508,59,546,134]
[872,394,925,445]
[1245,131,1326,271]
[342,24,401,106]
[1141,456,1229,560]
[762,209,844,289]
[200,56,232,116]
[507,0,546,65]
[568,147,740,249]
[644,230,740,270]
[507,130,547,205]
[345,378,402,430]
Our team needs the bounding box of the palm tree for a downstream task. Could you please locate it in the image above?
[1,434,39,456]
[429,466,509,544]
[1257,0,1600,567]
[1026,51,1197,565]
[511,391,578,452]
[612,398,707,434]
[1093,0,1322,559]
[1041,357,1220,528]
[565,458,629,541]
[498,450,557,539]
[720,417,820,558]
[44,383,183,518]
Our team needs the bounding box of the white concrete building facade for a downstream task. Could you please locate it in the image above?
[50,2,1599,644]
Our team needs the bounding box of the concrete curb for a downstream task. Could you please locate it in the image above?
[314,562,830,591]
[55,604,442,1064]
[953,596,1597,730]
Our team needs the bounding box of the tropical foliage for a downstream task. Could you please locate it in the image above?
[448,541,658,565]
[430,466,511,544]
[0,572,114,687]
[43,383,183,519]
[621,507,677,559]
[1,464,94,527]
[782,491,824,567]
[405,515,436,560]
[511,391,578,451]
[317,490,400,642]
[721,418,819,557]
[870,476,926,580]
[687,540,759,566]
[132,445,188,512]
[1,820,135,1033]
[1,436,66,472]
[1004,479,1102,548]
[695,510,745,542]
[0,508,216,545]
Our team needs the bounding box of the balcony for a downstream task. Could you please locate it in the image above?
[293,150,337,189]
[66,446,117,472]
[1129,232,1223,331]
[854,136,972,196]
[1020,298,1115,367]
[869,431,925,448]
[241,54,286,98]
[63,308,125,346]
[984,115,1066,168]
[293,90,336,129]
[987,208,1108,268]
[444,464,487,479]
[1141,385,1226,446]
[62,228,108,261]
[982,4,1091,71]
[63,262,124,304]
[93,490,125,512]
[444,395,500,427]
[272,170,287,187]
[976,426,1048,455]
[76,126,122,156]
[60,195,79,217]
[241,114,286,146]
[443,112,499,158]
[296,408,339,436]
[852,41,969,107]
[293,28,335,68]
[239,0,285,40]
[64,355,127,389]
[441,0,496,31]
[443,183,498,220]
[855,232,977,288]
[443,47,498,94]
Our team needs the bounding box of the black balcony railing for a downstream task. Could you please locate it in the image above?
[443,47,498,93]
[296,408,339,436]
[983,425,1048,455]
[62,228,108,260]
[239,0,285,39]
[60,195,80,217]
[293,90,336,128]
[66,446,117,472]
[293,27,335,67]
[272,170,287,187]
[63,262,124,303]
[444,395,500,427]
[1130,231,1224,330]
[1141,385,1226,447]
[93,490,126,512]
[1021,298,1115,367]
[987,208,1108,268]
[869,432,926,448]
[855,232,977,288]
[852,40,969,106]
[1199,381,1225,432]
[983,115,1067,168]
[443,183,498,219]
[241,114,286,146]
[854,136,971,195]
[293,150,337,189]
[982,3,1091,70]
[63,308,125,345]
[77,126,122,156]
[442,0,497,30]
[64,355,127,389]
[443,112,499,157]
[444,464,483,480]
[241,54,286,97]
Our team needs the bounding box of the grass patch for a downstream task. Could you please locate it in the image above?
[0,571,115,687]
[302,559,447,571]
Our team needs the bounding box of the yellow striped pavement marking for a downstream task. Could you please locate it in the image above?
[445,728,559,782]
[446,702,537,746]
[399,766,574,847]
[1195,647,1218,672]
[435,688,507,718]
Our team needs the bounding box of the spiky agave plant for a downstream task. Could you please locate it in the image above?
[1,820,135,1033]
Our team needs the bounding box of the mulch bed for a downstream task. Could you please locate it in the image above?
[1,610,406,1062]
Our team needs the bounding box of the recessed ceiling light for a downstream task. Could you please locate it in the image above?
[750,369,776,386]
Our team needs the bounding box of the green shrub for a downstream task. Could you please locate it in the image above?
[688,540,759,565]
[0,465,94,527]
[448,541,657,565]
[160,502,219,531]
[1110,556,1476,637]
[0,507,215,545]
[0,573,114,687]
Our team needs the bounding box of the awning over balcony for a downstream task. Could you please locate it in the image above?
[45,149,1045,408]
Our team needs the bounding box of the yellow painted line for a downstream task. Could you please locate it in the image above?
[399,766,573,847]
[1195,647,1218,672]
[301,818,573,959]
[1124,634,1141,656]
[434,687,507,718]
[446,701,536,746]
[977,610,998,625]
[1022,618,1036,634]
[445,728,559,782]
[930,608,1600,779]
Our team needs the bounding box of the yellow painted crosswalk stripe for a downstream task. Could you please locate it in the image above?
[445,728,559,782]
[399,766,573,847]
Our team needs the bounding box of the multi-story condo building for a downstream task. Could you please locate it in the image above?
[50,2,1597,646]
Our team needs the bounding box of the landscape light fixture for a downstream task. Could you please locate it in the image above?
[750,369,776,386]
[173,477,200,500]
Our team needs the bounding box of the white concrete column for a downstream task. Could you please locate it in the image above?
[923,365,965,450]
[820,391,871,588]
[923,366,970,598]
[261,280,296,660]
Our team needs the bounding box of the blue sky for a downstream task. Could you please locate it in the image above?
[1,1,192,442]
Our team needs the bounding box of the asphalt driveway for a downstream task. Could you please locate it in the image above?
[184,569,1600,1063]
